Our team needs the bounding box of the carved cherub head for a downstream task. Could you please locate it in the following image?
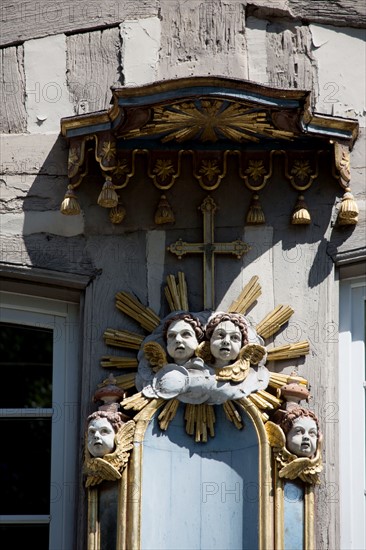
[163,313,204,365]
[279,407,320,458]
[205,312,249,368]
[86,410,124,458]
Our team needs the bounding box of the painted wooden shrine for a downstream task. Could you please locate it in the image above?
[60,77,359,550]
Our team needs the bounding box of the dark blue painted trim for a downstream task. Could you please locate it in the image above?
[306,123,353,140]
[117,86,302,109]
[116,137,328,151]
[66,122,112,138]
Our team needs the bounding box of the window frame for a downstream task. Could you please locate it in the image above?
[0,291,80,550]
[339,275,366,550]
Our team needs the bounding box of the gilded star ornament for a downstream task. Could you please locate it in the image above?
[101,141,117,161]
[199,160,220,180]
[291,160,311,180]
[113,160,129,177]
[153,159,175,181]
[245,160,266,181]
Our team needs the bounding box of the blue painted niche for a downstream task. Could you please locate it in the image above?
[140,404,259,550]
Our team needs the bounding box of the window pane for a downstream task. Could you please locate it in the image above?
[0,323,52,408]
[0,524,49,548]
[0,418,51,514]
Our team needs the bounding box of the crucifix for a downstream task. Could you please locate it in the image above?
[167,196,250,309]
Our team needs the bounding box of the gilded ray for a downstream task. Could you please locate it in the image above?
[223,401,243,430]
[158,399,180,431]
[267,341,310,361]
[99,372,137,390]
[228,275,262,314]
[256,304,294,339]
[115,291,160,332]
[122,99,294,143]
[268,372,308,390]
[100,356,138,369]
[103,328,144,350]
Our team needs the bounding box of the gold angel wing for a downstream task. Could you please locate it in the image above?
[143,341,167,372]
[104,420,135,470]
[278,438,323,484]
[215,346,251,383]
[83,456,122,487]
[279,457,312,480]
[239,343,267,365]
[298,443,323,484]
[195,341,212,363]
[265,421,286,449]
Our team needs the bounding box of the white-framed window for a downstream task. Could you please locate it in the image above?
[339,276,366,550]
[0,292,80,550]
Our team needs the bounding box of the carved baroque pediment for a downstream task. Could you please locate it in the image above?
[60,76,359,225]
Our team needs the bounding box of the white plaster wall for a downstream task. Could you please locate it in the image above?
[146,230,166,312]
[245,17,268,85]
[24,34,74,133]
[0,134,84,239]
[310,25,366,126]
[2,211,84,237]
[120,18,161,86]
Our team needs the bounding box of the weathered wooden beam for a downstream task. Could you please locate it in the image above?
[66,27,123,113]
[265,22,316,95]
[247,0,366,29]
[0,0,159,47]
[0,46,27,133]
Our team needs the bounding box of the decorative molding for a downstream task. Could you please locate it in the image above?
[59,77,360,224]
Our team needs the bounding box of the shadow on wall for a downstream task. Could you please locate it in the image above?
[16,139,358,308]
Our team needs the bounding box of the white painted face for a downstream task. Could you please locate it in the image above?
[87,417,115,458]
[166,319,199,364]
[286,416,318,458]
[210,320,242,367]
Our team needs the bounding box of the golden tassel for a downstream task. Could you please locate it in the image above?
[97,175,119,208]
[246,194,265,225]
[338,187,359,225]
[60,185,81,215]
[109,203,126,224]
[154,194,175,224]
[292,194,311,225]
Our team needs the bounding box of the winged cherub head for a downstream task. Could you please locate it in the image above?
[205,312,249,368]
[280,407,320,458]
[163,313,204,365]
[86,411,124,458]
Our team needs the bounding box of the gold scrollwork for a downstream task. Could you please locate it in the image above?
[192,150,229,190]
[147,150,183,189]
[67,137,87,180]
[111,149,138,189]
[94,132,117,171]
[285,153,318,191]
[334,141,351,188]
[237,150,274,191]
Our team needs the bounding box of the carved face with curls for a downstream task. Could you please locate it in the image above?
[205,312,249,367]
[86,411,124,458]
[280,408,320,458]
[163,313,204,364]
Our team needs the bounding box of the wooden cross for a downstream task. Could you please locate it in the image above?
[167,196,250,309]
